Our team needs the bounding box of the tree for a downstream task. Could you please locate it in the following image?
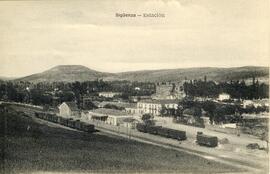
[182,107,202,118]
[213,105,237,124]
[202,101,216,124]
[142,114,152,121]
[141,114,155,125]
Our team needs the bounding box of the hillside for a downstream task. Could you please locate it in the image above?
[15,65,114,83]
[15,65,269,83]
[109,66,269,83]
[0,76,17,81]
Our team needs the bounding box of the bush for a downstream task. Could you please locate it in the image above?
[246,143,260,150]
[183,107,202,117]
[219,138,229,144]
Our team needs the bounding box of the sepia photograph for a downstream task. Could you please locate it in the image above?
[0,0,269,173]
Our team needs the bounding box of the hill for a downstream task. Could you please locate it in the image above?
[0,76,17,81]
[15,65,269,83]
[108,66,269,83]
[15,65,114,83]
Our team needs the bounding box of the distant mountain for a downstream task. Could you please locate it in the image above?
[15,65,114,83]
[108,66,269,83]
[0,76,17,81]
[15,65,269,83]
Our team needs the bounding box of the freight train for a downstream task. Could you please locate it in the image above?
[34,112,95,133]
[196,132,218,147]
[136,123,187,141]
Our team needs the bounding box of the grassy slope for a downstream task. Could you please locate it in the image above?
[0,106,243,174]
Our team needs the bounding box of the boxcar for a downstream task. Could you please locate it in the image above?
[74,120,82,130]
[35,112,40,118]
[157,127,170,137]
[146,125,162,135]
[57,116,62,124]
[67,119,76,128]
[36,112,43,119]
[196,132,218,147]
[47,114,54,122]
[81,122,95,132]
[167,129,186,140]
[51,114,58,123]
[59,117,69,126]
[42,113,48,120]
[136,123,147,132]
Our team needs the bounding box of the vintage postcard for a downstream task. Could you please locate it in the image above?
[0,0,269,173]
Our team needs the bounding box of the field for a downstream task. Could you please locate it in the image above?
[0,107,244,174]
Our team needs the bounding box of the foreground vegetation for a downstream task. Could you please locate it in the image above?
[0,106,244,173]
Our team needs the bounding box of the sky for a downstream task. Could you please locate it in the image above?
[0,0,269,77]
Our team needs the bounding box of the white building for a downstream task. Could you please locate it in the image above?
[58,102,80,118]
[243,99,269,108]
[137,99,179,116]
[82,108,134,126]
[98,92,122,98]
[218,93,231,101]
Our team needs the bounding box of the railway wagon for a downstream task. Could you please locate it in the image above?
[136,123,147,132]
[166,129,186,140]
[35,112,42,119]
[42,113,50,120]
[46,114,53,122]
[196,132,218,147]
[156,127,186,140]
[51,114,58,123]
[59,117,69,126]
[146,125,162,135]
[157,127,170,137]
[35,112,46,119]
[75,120,83,130]
[67,119,76,128]
[81,122,95,132]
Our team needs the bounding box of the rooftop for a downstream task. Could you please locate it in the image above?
[89,108,129,116]
[62,101,79,111]
[99,101,137,108]
[138,99,179,104]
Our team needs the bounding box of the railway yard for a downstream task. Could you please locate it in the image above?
[1,103,269,173]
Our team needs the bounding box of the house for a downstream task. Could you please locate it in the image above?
[98,92,122,98]
[98,101,134,109]
[58,102,80,118]
[98,101,139,115]
[122,117,138,129]
[243,99,269,108]
[137,99,179,116]
[129,96,152,102]
[83,108,134,126]
[124,103,139,115]
[218,93,231,101]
